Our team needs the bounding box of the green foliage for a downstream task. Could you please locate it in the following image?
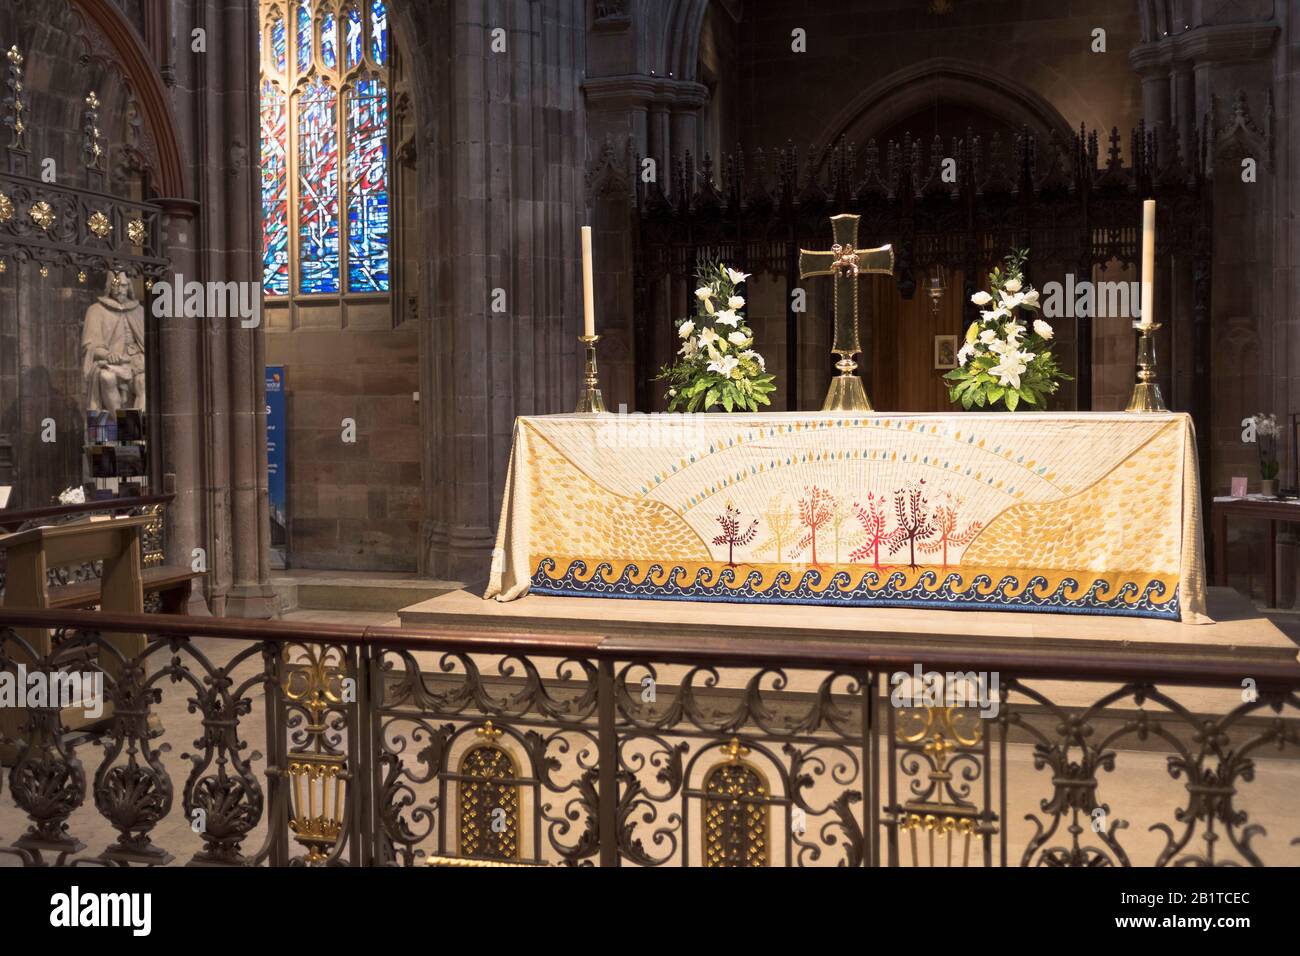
[655,261,777,413]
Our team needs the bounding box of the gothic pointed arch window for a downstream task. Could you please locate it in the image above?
[258,1,399,313]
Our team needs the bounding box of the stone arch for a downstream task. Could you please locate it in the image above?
[657,0,712,82]
[812,57,1074,152]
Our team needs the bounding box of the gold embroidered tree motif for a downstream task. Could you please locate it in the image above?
[884,483,935,570]
[849,493,891,568]
[754,496,796,563]
[711,502,758,567]
[828,497,854,563]
[918,492,983,569]
[791,485,836,565]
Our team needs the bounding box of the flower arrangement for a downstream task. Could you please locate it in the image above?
[944,250,1069,411]
[57,486,86,505]
[1248,412,1281,482]
[657,262,776,412]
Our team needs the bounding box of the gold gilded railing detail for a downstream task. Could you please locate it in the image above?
[889,706,994,866]
[458,723,520,861]
[286,755,347,864]
[703,737,770,867]
[281,644,351,864]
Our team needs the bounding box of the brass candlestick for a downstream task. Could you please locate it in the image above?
[575,334,606,413]
[1125,323,1167,413]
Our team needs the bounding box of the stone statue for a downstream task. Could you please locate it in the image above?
[80,270,146,412]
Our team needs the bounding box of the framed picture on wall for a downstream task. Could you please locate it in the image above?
[934,334,958,370]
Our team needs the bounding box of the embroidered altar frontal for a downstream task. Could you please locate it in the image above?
[484,412,1209,623]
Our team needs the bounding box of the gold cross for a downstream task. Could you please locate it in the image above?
[799,213,893,410]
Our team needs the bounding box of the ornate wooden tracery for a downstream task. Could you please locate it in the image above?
[0,0,173,282]
[631,122,1214,482]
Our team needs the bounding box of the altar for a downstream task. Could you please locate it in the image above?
[485,410,1209,623]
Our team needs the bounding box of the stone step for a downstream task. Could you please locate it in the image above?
[271,571,461,614]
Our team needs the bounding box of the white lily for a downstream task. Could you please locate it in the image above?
[980,306,1010,323]
[708,355,740,377]
[998,289,1027,310]
[714,309,741,328]
[698,327,721,349]
[725,267,750,284]
[989,351,1030,389]
[1022,288,1040,306]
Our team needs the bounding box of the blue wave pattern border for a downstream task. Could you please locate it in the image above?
[530,559,1181,621]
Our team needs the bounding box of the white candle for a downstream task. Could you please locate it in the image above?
[581,226,596,337]
[1139,199,1155,328]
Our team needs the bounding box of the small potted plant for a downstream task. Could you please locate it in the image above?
[1248,412,1282,497]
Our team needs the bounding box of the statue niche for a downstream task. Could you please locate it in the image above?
[80,270,145,412]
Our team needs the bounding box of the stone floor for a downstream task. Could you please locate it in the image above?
[0,606,1296,867]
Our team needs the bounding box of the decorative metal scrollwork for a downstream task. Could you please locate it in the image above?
[0,617,1294,868]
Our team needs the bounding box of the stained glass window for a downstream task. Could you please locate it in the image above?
[345,6,363,69]
[260,79,289,296]
[298,78,340,294]
[346,80,389,292]
[321,11,337,69]
[259,0,393,299]
[295,0,312,73]
[270,9,287,74]
[370,1,388,65]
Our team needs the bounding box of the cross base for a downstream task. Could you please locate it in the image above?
[822,359,872,412]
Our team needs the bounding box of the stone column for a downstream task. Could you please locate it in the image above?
[164,0,276,616]
[419,0,589,583]
[154,197,208,614]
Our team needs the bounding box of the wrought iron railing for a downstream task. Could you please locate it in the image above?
[0,607,1296,867]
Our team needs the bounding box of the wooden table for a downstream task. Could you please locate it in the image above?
[1212,495,1300,607]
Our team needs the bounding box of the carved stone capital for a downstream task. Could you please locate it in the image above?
[582,74,709,114]
[1129,21,1278,74]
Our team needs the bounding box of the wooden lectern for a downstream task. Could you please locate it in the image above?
[0,514,153,762]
